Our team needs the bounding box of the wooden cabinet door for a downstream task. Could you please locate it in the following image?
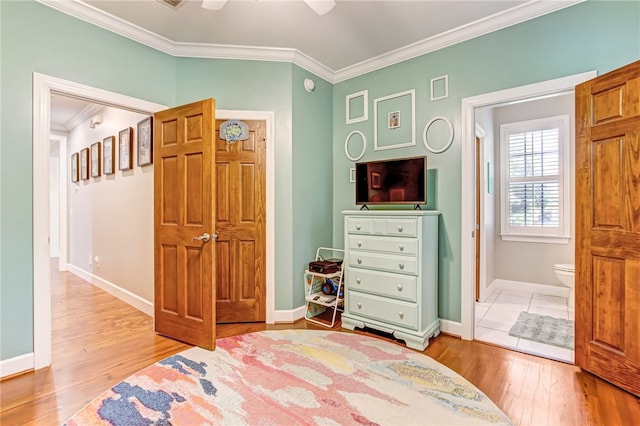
[153,99,217,350]
[575,60,640,396]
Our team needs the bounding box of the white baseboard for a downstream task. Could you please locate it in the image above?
[274,305,463,342]
[0,352,34,379]
[478,279,500,303]
[68,265,153,316]
[493,278,570,298]
[272,305,306,323]
[439,319,462,337]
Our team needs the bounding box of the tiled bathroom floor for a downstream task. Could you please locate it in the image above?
[475,289,574,363]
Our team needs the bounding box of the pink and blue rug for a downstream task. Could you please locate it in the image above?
[66,330,511,425]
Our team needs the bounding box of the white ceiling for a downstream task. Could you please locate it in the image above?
[45,0,583,129]
[85,0,528,71]
[50,94,105,132]
[41,0,583,82]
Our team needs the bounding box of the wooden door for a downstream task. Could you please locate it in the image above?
[575,60,640,396]
[154,99,217,350]
[214,119,266,323]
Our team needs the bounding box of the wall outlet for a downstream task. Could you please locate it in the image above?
[94,256,100,268]
[88,255,92,265]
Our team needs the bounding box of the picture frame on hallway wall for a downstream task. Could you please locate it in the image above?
[91,142,101,178]
[80,147,90,181]
[71,152,79,183]
[137,116,153,166]
[103,136,115,175]
[119,127,133,171]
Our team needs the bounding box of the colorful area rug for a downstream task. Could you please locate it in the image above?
[508,311,574,349]
[65,330,512,425]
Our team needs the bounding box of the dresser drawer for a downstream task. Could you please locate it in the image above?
[347,267,417,302]
[346,217,376,234]
[347,234,418,256]
[349,251,417,275]
[346,216,418,238]
[384,218,418,237]
[347,291,418,330]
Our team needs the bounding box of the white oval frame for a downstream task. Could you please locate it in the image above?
[423,116,454,154]
[344,130,367,162]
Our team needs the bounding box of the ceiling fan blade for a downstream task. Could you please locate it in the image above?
[202,0,228,11]
[302,0,336,16]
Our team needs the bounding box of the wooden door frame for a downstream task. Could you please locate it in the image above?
[29,73,275,376]
[459,71,597,340]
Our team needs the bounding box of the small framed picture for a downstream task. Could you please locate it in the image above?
[80,148,90,180]
[71,152,79,183]
[91,142,101,178]
[119,127,133,171]
[388,111,400,129]
[103,136,115,175]
[137,116,153,166]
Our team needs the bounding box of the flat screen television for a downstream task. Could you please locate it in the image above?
[355,156,427,206]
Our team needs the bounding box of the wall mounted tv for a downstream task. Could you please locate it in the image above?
[355,156,427,207]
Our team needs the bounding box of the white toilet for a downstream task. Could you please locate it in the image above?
[553,263,575,308]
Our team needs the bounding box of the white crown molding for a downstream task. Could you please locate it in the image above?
[174,42,335,82]
[333,0,586,83]
[36,0,335,82]
[37,0,585,84]
[36,0,177,54]
[64,103,104,131]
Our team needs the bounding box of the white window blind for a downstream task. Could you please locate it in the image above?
[500,116,570,243]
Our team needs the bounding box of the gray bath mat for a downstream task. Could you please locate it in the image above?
[508,311,574,350]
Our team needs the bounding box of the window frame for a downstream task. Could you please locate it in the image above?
[499,115,571,244]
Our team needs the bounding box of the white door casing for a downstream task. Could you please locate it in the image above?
[459,70,597,340]
[31,73,276,372]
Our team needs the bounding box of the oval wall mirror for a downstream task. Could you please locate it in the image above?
[345,130,367,162]
[423,116,454,154]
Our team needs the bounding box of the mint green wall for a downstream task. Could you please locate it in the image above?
[0,1,177,360]
[332,0,640,322]
[291,67,334,306]
[0,1,331,361]
[173,60,333,309]
[2,0,639,363]
[173,58,297,310]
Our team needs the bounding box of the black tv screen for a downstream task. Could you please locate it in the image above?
[355,156,427,206]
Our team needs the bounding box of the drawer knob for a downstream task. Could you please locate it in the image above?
[357,258,362,264]
[397,284,403,292]
[399,263,405,270]
[357,241,362,247]
[399,245,404,251]
[398,311,404,319]
[356,277,361,284]
[356,224,361,231]
[397,226,403,232]
[357,302,362,309]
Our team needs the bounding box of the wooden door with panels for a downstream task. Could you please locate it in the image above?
[214,119,266,323]
[575,60,640,397]
[154,99,217,350]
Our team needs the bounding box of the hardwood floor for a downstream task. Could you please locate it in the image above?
[1,266,638,425]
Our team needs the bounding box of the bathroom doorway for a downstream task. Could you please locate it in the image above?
[460,71,597,363]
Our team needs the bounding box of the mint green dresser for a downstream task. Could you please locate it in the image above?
[341,210,440,350]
